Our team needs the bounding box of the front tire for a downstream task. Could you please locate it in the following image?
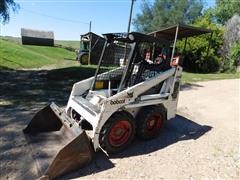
[99,112,136,154]
[136,106,166,140]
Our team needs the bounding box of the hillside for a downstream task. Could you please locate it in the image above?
[1,36,80,50]
[55,40,80,50]
[0,38,78,69]
[0,37,238,81]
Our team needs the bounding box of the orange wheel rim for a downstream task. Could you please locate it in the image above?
[109,120,132,147]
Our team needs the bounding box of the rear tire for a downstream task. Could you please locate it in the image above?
[79,53,89,65]
[99,112,135,154]
[136,106,166,140]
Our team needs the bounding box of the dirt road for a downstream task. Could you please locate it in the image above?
[0,72,239,179]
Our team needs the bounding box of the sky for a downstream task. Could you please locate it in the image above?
[0,0,216,40]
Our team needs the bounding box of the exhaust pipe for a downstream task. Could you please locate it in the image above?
[23,103,94,179]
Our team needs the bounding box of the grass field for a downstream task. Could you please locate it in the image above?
[182,72,240,83]
[55,40,79,50]
[46,65,240,82]
[0,38,78,69]
[0,36,239,83]
[30,65,239,84]
[1,36,80,50]
[0,36,21,43]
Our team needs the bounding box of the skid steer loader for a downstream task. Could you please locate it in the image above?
[23,32,183,179]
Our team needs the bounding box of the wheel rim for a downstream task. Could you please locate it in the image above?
[109,120,132,147]
[81,54,88,64]
[146,113,162,135]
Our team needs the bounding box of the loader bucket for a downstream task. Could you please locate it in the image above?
[23,103,94,179]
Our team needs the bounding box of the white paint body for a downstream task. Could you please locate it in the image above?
[66,65,182,151]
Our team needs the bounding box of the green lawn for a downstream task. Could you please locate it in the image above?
[0,38,77,69]
[1,36,80,50]
[55,40,80,50]
[182,72,240,83]
[0,36,21,43]
[0,36,239,83]
[44,65,239,84]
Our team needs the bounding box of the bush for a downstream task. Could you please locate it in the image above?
[220,42,240,73]
[227,42,240,72]
[220,15,240,72]
[230,42,240,65]
[177,9,224,73]
[182,48,221,73]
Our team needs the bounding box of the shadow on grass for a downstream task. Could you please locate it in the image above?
[0,65,15,71]
[0,65,205,109]
[0,66,98,109]
[60,115,212,179]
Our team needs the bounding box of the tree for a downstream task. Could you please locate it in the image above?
[177,9,224,73]
[133,0,204,33]
[0,0,19,24]
[133,2,154,33]
[221,14,240,71]
[223,14,240,54]
[215,0,240,24]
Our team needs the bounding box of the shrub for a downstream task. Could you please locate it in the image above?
[220,14,240,72]
[228,42,240,72]
[177,10,224,73]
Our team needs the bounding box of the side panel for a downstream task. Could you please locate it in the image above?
[69,77,94,97]
[165,66,182,119]
[92,68,176,150]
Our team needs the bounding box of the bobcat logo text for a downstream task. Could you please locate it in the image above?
[110,99,125,105]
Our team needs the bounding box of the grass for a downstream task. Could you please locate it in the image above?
[0,38,78,69]
[40,65,240,84]
[182,72,240,83]
[55,40,80,50]
[0,36,21,43]
[1,36,80,50]
[0,36,239,83]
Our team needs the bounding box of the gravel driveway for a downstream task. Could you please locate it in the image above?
[0,73,239,179]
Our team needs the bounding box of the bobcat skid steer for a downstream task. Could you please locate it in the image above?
[23,32,182,179]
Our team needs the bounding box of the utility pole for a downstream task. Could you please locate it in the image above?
[88,21,92,65]
[89,21,92,33]
[123,0,135,65]
[127,0,135,33]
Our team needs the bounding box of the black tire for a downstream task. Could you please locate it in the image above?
[99,111,136,154]
[79,53,89,65]
[136,106,166,140]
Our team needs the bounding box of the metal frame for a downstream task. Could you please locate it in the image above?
[66,32,182,151]
[149,23,213,61]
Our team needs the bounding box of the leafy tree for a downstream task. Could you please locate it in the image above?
[230,42,240,68]
[221,14,240,72]
[215,0,240,24]
[133,2,154,33]
[133,0,204,33]
[223,14,240,55]
[0,0,19,24]
[177,9,224,73]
